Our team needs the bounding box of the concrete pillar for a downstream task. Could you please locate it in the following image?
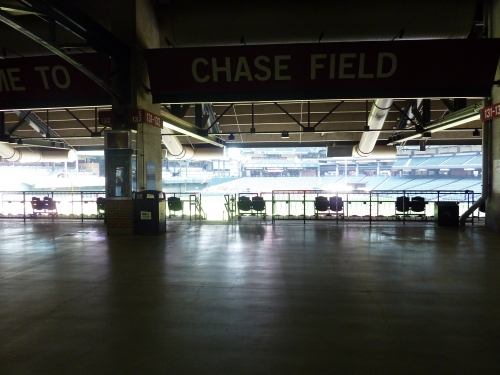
[105,0,162,235]
[486,0,500,230]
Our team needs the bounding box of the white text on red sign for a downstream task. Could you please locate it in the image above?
[0,66,72,92]
[482,103,500,121]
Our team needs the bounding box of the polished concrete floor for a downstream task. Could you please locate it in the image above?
[0,219,499,374]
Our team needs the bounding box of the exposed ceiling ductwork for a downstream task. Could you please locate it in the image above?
[0,142,77,162]
[162,124,225,160]
[327,99,396,159]
[352,99,394,158]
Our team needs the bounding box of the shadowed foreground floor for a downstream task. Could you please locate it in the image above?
[0,219,499,374]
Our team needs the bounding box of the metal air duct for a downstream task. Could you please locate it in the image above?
[0,142,77,162]
[352,98,395,158]
[162,124,225,160]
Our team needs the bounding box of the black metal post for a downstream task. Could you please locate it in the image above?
[303,191,306,224]
[403,190,406,225]
[369,191,372,225]
[195,104,203,129]
[422,99,431,125]
[0,112,5,136]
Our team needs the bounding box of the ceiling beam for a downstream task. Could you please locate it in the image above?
[0,9,124,101]
[0,4,42,15]
[25,0,128,61]
[387,102,482,145]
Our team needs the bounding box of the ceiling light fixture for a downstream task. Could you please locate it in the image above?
[281,131,289,139]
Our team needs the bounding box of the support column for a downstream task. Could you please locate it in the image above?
[105,0,162,235]
[486,0,500,230]
[0,112,5,138]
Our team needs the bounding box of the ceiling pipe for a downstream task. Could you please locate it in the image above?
[162,124,225,160]
[352,98,395,158]
[0,142,77,162]
[161,110,224,147]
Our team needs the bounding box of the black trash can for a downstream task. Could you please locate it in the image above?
[434,201,459,226]
[133,190,166,235]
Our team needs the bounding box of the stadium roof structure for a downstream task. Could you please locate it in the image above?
[0,0,490,154]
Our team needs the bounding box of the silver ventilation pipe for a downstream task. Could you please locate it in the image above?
[162,123,225,160]
[460,98,490,226]
[352,99,396,158]
[0,142,77,162]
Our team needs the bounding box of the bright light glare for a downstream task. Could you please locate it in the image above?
[322,184,353,192]
[77,150,104,156]
[227,148,241,160]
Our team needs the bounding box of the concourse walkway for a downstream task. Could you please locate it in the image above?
[1,220,499,374]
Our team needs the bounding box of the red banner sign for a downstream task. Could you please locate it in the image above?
[0,54,111,110]
[481,103,500,121]
[99,109,161,128]
[145,39,500,103]
[130,109,162,127]
[98,110,114,125]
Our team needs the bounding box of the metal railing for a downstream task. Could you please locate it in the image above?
[166,192,206,221]
[0,191,106,222]
[271,189,479,224]
[0,189,483,224]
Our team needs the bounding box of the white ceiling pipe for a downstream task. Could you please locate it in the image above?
[0,142,77,162]
[162,124,225,160]
[352,98,394,158]
[356,145,397,158]
[166,147,225,160]
[162,127,194,159]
